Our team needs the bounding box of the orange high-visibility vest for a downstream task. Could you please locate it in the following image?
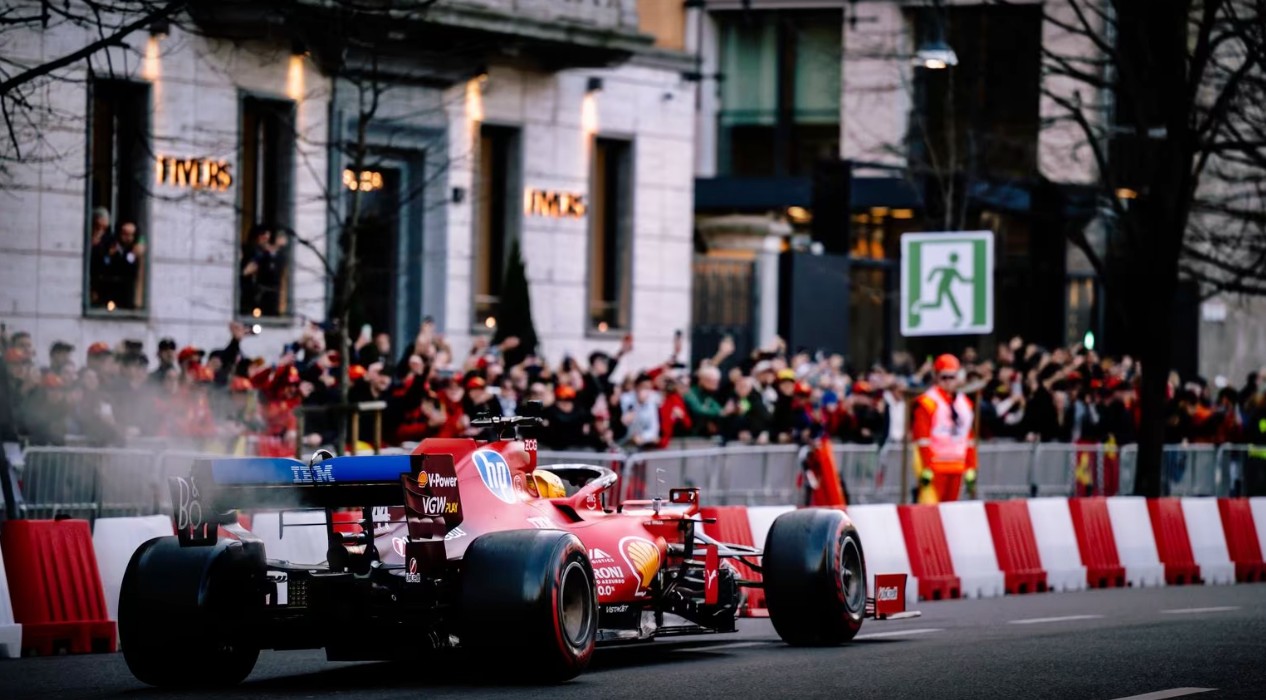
[912,387,977,475]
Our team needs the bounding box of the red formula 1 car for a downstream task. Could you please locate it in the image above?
[120,414,897,687]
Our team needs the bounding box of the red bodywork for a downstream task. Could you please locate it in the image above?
[367,437,693,606]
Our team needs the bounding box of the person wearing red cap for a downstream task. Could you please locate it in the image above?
[544,384,595,449]
[910,353,977,503]
[461,374,502,421]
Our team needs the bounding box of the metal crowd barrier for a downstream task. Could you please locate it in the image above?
[6,441,1259,523]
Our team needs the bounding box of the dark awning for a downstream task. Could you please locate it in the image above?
[695,176,923,213]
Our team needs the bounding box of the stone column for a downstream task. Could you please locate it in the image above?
[695,214,791,349]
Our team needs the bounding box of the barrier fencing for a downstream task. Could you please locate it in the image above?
[1,441,1257,523]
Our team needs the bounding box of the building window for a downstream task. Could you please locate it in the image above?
[638,0,686,50]
[717,10,841,177]
[87,79,151,313]
[589,138,633,332]
[1065,275,1099,349]
[473,125,521,329]
[911,5,1041,179]
[238,95,296,319]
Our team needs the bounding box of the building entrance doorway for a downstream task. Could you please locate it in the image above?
[346,167,401,341]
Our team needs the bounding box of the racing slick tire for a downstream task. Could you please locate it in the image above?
[460,530,597,682]
[118,536,263,688]
[763,508,865,645]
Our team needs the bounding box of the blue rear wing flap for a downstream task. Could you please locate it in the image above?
[169,454,425,546]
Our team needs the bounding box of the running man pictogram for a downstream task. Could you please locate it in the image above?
[900,231,993,337]
[909,252,972,328]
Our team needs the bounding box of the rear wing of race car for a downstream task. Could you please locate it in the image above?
[169,453,461,549]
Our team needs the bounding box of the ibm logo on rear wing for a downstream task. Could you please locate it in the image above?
[290,464,335,484]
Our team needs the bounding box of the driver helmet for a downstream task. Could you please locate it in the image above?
[532,469,566,499]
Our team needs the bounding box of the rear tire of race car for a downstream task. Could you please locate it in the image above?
[118,536,263,688]
[460,530,597,682]
[763,508,865,646]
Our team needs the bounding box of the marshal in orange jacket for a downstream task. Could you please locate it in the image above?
[911,384,977,503]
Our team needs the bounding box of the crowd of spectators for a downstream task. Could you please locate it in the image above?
[2,319,1265,458]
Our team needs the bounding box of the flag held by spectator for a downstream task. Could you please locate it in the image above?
[804,436,846,507]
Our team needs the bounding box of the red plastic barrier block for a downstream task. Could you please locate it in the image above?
[985,500,1049,595]
[1148,498,1202,585]
[700,506,765,616]
[332,509,360,535]
[1067,497,1126,589]
[1218,498,1266,583]
[897,505,961,601]
[1,519,117,655]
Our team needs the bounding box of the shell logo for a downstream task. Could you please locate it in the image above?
[416,471,429,488]
[620,537,660,590]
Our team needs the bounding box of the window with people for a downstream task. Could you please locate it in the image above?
[238,95,296,319]
[588,137,633,332]
[87,79,151,313]
[473,125,521,329]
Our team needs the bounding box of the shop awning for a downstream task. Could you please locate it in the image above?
[694,175,923,213]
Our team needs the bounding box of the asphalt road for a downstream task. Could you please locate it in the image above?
[4,584,1265,700]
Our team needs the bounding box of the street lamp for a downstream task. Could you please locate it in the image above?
[913,38,958,70]
[913,2,957,70]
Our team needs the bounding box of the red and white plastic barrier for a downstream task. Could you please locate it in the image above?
[4,492,1266,662]
[0,537,21,658]
[1250,498,1266,570]
[92,516,176,624]
[939,502,1005,598]
[1148,498,1202,585]
[700,506,766,617]
[1025,497,1086,592]
[1219,498,1266,582]
[1180,498,1235,585]
[898,504,962,601]
[1068,497,1127,588]
[1107,497,1166,588]
[1,519,116,655]
[251,511,330,565]
[845,504,919,604]
[744,506,794,552]
[985,500,1049,595]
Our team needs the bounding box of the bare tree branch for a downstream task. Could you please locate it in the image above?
[0,1,185,98]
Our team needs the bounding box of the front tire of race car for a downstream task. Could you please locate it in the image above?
[460,530,597,682]
[118,536,263,688]
[763,508,865,646]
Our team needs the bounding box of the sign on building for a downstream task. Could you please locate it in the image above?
[900,231,993,337]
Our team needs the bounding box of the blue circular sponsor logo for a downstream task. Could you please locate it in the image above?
[472,450,517,504]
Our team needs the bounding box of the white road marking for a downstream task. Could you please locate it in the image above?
[855,627,944,640]
[1160,606,1239,615]
[671,641,774,653]
[1008,615,1104,625]
[1109,688,1215,700]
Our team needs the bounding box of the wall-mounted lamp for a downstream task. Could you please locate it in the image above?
[786,206,812,224]
[913,3,957,70]
[586,77,604,94]
[290,39,308,57]
[913,38,958,69]
[149,19,170,39]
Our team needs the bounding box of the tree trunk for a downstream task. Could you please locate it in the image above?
[1116,1,1192,497]
[1130,277,1174,497]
